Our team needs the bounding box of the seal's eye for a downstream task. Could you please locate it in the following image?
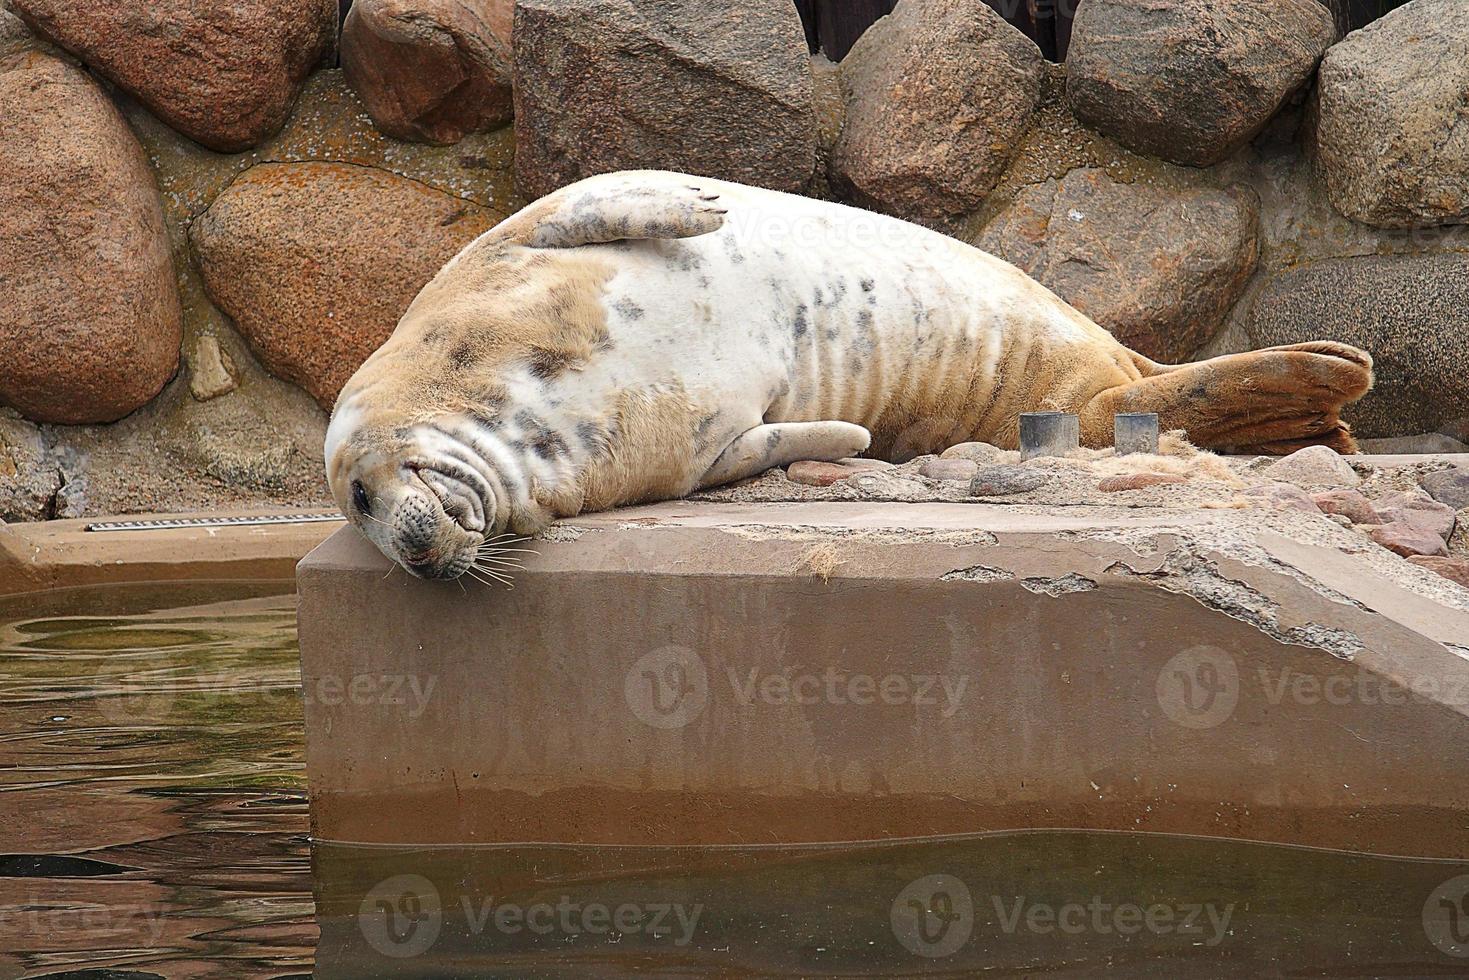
[351,480,371,515]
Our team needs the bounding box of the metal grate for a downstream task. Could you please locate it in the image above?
[85,513,346,532]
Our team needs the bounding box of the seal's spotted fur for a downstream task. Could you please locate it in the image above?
[326,170,1372,579]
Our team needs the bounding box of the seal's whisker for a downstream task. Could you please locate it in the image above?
[473,560,521,575]
[470,561,515,582]
[482,532,531,545]
[477,562,523,573]
[476,546,540,556]
[465,567,512,589]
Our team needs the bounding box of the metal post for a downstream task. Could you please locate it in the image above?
[1114,412,1160,455]
[1019,411,1080,461]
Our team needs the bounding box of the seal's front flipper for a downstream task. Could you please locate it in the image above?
[698,421,872,489]
[501,172,728,250]
[1080,342,1374,455]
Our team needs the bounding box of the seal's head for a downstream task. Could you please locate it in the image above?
[324,395,502,581]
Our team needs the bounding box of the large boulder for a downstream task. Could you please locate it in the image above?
[513,0,817,199]
[341,0,512,145]
[190,162,495,410]
[1316,0,1469,228]
[1249,253,1469,438]
[978,169,1259,362]
[0,52,181,424]
[1065,0,1335,167]
[11,0,337,152]
[830,0,1043,227]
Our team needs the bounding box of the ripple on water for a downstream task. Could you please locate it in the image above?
[0,581,314,978]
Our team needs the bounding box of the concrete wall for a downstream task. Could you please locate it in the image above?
[298,500,1469,860]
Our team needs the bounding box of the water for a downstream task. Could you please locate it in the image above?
[0,583,312,979]
[3,584,1468,978]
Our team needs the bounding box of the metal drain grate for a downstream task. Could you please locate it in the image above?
[85,513,346,532]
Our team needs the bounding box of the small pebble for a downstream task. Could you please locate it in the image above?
[919,458,979,482]
[835,457,894,472]
[940,441,1003,465]
[787,461,858,487]
[1407,555,1469,588]
[1368,521,1449,558]
[1312,489,1380,525]
[1238,482,1321,514]
[969,464,1047,497]
[1097,472,1186,492]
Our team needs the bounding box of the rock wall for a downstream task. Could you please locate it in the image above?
[0,0,1464,522]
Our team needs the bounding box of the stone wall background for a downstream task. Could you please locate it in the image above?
[1,0,1465,523]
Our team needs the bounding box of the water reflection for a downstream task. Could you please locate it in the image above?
[0,582,311,979]
[313,833,1469,977]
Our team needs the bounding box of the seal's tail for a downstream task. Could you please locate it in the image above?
[1082,342,1375,455]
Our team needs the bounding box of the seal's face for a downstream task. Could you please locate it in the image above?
[325,403,497,580]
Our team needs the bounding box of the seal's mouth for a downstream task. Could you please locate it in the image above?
[407,461,488,536]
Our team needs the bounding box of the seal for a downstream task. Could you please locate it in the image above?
[326,169,1373,580]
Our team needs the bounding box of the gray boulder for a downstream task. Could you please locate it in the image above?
[831,0,1042,227]
[1249,252,1469,438]
[1316,0,1469,228]
[513,0,817,199]
[1066,0,1335,167]
[979,168,1259,362]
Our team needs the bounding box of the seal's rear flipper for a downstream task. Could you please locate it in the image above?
[1080,342,1374,455]
[699,421,871,489]
[499,172,729,250]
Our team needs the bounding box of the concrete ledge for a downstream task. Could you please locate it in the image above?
[298,501,1469,858]
[0,510,344,596]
